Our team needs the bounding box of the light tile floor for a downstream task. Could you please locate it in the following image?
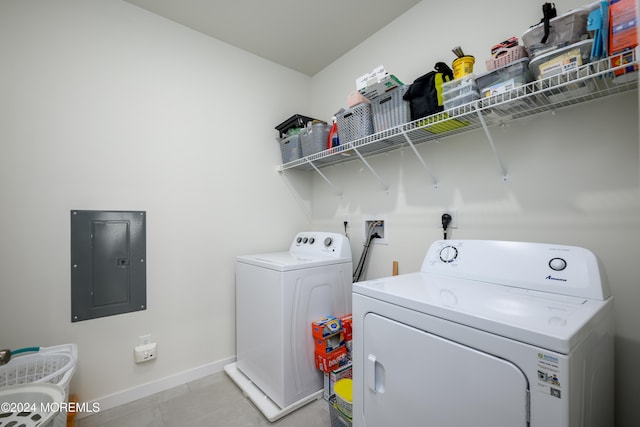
[76,372,331,427]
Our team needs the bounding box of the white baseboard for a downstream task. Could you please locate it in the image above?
[76,355,236,419]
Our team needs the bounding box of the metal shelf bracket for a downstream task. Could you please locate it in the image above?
[352,147,390,192]
[308,160,343,196]
[476,110,508,182]
[401,130,439,189]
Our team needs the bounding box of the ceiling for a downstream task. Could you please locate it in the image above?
[123,0,422,76]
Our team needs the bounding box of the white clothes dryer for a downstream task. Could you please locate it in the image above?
[352,240,614,427]
[225,231,352,422]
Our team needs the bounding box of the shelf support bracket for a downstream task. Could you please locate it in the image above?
[476,110,508,182]
[308,161,343,196]
[278,169,313,221]
[401,130,438,189]
[352,147,389,192]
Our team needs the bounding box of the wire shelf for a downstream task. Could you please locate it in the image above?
[279,51,637,172]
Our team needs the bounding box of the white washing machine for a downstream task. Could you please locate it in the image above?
[352,240,614,427]
[224,231,352,422]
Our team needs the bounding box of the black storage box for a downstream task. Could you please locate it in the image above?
[275,114,318,138]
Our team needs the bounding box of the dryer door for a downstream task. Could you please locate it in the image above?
[362,313,529,427]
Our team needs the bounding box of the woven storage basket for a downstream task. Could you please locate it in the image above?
[329,395,352,427]
[300,123,330,156]
[336,103,373,144]
[371,85,410,132]
[279,134,302,163]
[486,46,528,71]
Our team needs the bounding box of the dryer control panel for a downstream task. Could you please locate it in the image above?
[421,240,610,300]
[290,232,351,259]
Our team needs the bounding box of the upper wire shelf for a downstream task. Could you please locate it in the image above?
[278,51,638,173]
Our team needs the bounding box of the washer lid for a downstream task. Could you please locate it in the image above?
[236,251,351,271]
[353,272,611,354]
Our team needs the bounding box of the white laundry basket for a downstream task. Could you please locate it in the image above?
[0,383,66,427]
[0,344,77,427]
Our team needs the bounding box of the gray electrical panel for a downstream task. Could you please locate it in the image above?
[71,210,146,322]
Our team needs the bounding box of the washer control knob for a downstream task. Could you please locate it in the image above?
[439,246,458,263]
[296,237,302,244]
[549,258,567,271]
[324,237,333,247]
[309,237,315,244]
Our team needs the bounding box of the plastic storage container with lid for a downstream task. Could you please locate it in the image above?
[522,2,599,59]
[442,74,480,109]
[529,39,594,80]
[475,58,532,98]
[529,39,597,103]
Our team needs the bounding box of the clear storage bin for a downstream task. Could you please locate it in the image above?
[522,2,599,58]
[442,74,480,109]
[476,58,532,98]
[529,39,594,80]
[442,74,478,98]
[444,92,480,110]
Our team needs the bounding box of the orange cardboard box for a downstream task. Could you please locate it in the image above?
[314,332,345,354]
[340,314,353,341]
[312,316,342,339]
[609,0,638,54]
[315,346,348,373]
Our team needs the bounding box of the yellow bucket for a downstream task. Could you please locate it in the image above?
[334,378,353,418]
[452,56,475,79]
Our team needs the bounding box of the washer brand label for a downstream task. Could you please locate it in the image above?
[546,275,567,282]
[536,353,562,399]
[538,353,559,364]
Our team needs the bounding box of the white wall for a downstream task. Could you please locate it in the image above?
[309,1,640,426]
[0,0,312,407]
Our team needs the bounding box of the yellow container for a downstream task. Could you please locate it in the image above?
[453,56,475,79]
[334,378,353,419]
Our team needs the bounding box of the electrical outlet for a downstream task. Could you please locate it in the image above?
[442,209,458,229]
[134,342,157,363]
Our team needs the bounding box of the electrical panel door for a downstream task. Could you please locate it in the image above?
[71,210,146,322]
